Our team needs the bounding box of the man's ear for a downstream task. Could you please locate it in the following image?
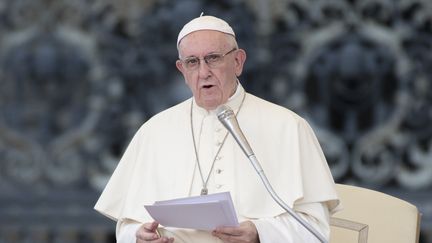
[176,60,184,73]
[234,49,247,77]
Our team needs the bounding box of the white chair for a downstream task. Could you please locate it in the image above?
[330,184,421,243]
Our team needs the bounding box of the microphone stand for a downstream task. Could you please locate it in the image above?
[217,106,328,243]
[246,154,327,243]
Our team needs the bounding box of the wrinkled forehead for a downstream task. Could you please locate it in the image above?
[178,30,234,57]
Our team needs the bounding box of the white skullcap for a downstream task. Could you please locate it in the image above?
[177,14,235,48]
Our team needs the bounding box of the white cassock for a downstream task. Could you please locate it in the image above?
[95,83,341,242]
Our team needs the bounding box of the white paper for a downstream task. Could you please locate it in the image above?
[144,192,239,231]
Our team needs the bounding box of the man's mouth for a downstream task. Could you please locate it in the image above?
[202,85,214,89]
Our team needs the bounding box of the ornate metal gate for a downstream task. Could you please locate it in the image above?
[0,0,430,242]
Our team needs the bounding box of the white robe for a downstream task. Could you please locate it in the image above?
[95,84,340,242]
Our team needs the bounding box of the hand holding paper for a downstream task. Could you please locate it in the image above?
[144,192,239,231]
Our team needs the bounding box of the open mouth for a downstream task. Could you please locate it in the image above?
[202,85,214,89]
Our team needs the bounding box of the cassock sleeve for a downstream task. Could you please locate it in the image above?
[116,219,141,243]
[252,202,330,243]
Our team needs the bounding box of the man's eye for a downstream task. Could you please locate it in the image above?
[186,58,199,65]
[205,54,221,63]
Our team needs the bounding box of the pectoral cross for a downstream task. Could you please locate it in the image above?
[201,188,208,195]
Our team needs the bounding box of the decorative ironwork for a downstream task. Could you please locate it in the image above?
[0,0,431,242]
[267,0,432,191]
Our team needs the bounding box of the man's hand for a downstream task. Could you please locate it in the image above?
[212,221,260,243]
[136,221,174,243]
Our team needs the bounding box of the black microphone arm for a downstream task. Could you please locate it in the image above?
[216,105,328,243]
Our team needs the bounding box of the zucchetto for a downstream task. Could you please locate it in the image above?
[177,14,235,48]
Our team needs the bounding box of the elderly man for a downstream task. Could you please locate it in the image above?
[95,15,340,243]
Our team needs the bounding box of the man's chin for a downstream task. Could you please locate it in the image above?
[198,99,224,111]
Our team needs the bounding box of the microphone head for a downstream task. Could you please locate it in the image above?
[216,105,234,121]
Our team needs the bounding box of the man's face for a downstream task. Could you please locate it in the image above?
[176,30,246,110]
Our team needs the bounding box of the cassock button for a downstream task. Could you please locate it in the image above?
[216,141,223,146]
[216,184,222,189]
[216,168,223,174]
[216,156,222,161]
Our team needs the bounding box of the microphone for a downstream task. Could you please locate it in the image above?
[215,107,254,157]
[216,105,328,243]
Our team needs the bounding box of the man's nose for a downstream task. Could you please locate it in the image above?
[198,59,211,78]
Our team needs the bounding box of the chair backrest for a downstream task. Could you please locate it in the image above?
[330,184,421,243]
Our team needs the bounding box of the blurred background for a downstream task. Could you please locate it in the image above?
[0,0,431,242]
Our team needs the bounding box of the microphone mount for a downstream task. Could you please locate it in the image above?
[217,105,328,243]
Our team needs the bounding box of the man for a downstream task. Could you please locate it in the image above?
[95,15,340,243]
